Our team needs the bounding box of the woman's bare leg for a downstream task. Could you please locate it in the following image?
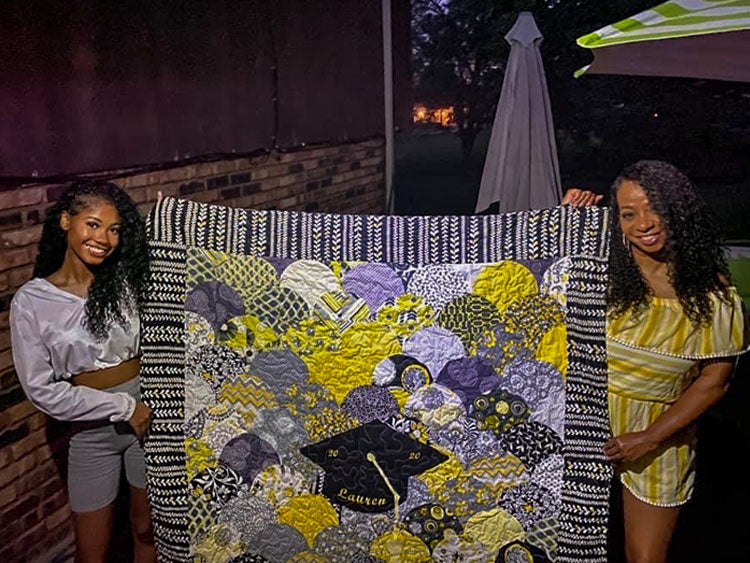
[622,486,681,563]
[129,485,156,563]
[74,503,114,563]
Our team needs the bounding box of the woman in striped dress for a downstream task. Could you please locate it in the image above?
[567,160,747,562]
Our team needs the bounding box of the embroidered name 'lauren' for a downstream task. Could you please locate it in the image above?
[337,488,387,506]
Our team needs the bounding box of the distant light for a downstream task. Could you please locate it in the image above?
[652,112,659,118]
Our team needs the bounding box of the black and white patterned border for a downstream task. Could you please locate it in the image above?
[142,197,612,562]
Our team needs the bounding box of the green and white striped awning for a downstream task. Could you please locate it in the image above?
[576,0,750,82]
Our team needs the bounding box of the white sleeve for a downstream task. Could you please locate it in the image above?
[10,297,136,423]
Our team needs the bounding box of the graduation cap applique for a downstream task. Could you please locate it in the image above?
[300,420,448,513]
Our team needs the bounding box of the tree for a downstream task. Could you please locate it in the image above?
[411,0,655,159]
[412,0,527,158]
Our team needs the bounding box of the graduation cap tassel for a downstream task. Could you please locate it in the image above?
[366,452,401,531]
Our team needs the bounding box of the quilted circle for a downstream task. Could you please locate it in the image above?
[496,540,552,563]
[250,464,312,508]
[190,464,246,508]
[500,359,564,408]
[463,508,524,554]
[525,517,558,561]
[312,525,371,561]
[376,294,436,339]
[218,492,275,545]
[436,357,499,410]
[432,529,490,562]
[343,263,404,311]
[216,314,279,357]
[468,389,531,436]
[245,523,308,561]
[341,385,400,423]
[280,260,342,308]
[186,281,246,333]
[249,349,310,399]
[472,261,538,313]
[186,311,215,351]
[187,345,248,392]
[498,422,562,470]
[406,264,470,311]
[403,326,466,378]
[277,494,339,548]
[216,254,278,306]
[437,294,502,351]
[540,256,571,312]
[404,503,463,550]
[404,384,465,428]
[504,293,564,350]
[370,529,431,562]
[246,287,310,333]
[219,433,280,484]
[372,354,430,390]
[498,481,560,530]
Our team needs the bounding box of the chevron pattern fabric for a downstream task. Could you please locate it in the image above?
[142,198,612,562]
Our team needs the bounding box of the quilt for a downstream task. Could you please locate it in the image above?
[142,198,612,562]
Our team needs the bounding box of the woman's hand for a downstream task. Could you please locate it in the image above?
[604,431,659,463]
[128,401,153,440]
[562,188,603,207]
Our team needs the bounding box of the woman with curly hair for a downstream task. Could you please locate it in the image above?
[567,160,747,562]
[10,181,155,562]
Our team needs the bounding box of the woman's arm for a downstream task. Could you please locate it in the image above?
[10,296,137,423]
[604,358,734,462]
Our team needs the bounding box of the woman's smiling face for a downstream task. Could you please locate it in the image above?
[61,196,122,266]
[617,180,667,257]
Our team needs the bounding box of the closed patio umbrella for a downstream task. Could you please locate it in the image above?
[475,12,562,214]
[576,0,750,83]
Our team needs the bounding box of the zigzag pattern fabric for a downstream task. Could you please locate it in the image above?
[142,198,612,562]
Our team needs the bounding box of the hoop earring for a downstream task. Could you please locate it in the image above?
[622,233,631,256]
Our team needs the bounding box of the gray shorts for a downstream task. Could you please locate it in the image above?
[68,376,146,513]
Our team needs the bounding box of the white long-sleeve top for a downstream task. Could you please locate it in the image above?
[9,277,139,422]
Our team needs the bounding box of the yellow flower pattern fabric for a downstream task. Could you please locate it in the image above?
[182,248,572,561]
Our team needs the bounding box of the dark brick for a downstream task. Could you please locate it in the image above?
[0,293,12,313]
[0,212,22,228]
[356,187,366,195]
[321,178,333,188]
[345,189,355,199]
[288,163,304,174]
[0,369,19,391]
[242,183,261,196]
[179,181,205,195]
[0,385,25,412]
[376,163,385,172]
[332,156,345,165]
[206,175,229,189]
[326,166,338,175]
[0,422,29,448]
[305,202,319,212]
[318,158,331,167]
[25,210,41,224]
[220,187,240,200]
[305,181,320,192]
[4,493,40,522]
[365,149,376,157]
[45,185,67,202]
[230,173,251,185]
[350,161,361,170]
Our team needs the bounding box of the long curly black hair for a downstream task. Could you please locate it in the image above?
[607,160,730,325]
[33,181,150,339]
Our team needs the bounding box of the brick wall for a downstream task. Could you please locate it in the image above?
[0,137,385,562]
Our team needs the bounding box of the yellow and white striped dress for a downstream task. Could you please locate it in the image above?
[606,288,747,506]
